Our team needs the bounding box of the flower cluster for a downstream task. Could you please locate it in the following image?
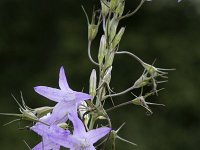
[31,66,111,150]
[0,0,181,149]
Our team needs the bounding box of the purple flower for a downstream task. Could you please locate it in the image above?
[34,66,91,119]
[32,137,60,150]
[48,112,111,150]
[34,66,91,103]
[31,113,69,150]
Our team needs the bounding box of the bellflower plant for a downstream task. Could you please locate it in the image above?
[0,0,182,149]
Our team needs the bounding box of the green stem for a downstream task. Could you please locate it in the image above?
[119,0,145,20]
[106,100,133,112]
[88,41,99,66]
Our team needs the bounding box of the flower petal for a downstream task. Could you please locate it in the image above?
[34,86,66,102]
[84,146,96,150]
[68,112,86,137]
[75,92,91,104]
[47,125,73,149]
[86,127,111,144]
[49,101,76,124]
[59,66,72,92]
[32,138,60,150]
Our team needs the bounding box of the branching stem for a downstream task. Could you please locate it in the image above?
[103,85,136,100]
[106,101,133,112]
[88,41,99,66]
[115,51,144,65]
[119,0,145,20]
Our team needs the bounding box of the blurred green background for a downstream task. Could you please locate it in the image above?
[0,0,200,149]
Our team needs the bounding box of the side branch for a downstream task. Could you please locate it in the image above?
[115,51,144,65]
[88,41,99,66]
[119,0,145,20]
[103,84,136,100]
[106,101,132,112]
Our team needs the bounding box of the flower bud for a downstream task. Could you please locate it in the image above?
[108,16,119,43]
[142,63,158,77]
[88,24,99,41]
[115,1,125,17]
[58,122,69,130]
[132,96,145,106]
[103,66,112,84]
[0,94,44,124]
[132,94,164,115]
[107,123,136,148]
[97,116,107,120]
[110,0,123,11]
[105,52,114,69]
[98,35,107,65]
[110,0,117,10]
[111,27,125,49]
[101,0,109,17]
[79,101,90,128]
[89,69,97,98]
[82,6,100,41]
[133,74,151,89]
[33,106,53,118]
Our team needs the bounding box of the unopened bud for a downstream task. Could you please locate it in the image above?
[97,115,107,120]
[142,62,174,78]
[143,63,158,77]
[133,74,151,89]
[108,16,119,43]
[101,0,109,17]
[82,6,100,41]
[98,35,107,65]
[132,94,164,115]
[103,66,112,84]
[108,123,136,147]
[79,101,90,128]
[112,27,125,49]
[110,0,118,10]
[132,96,145,106]
[58,122,69,130]
[105,52,115,68]
[34,106,53,118]
[132,96,153,114]
[89,69,97,98]
[88,24,99,41]
[115,1,125,17]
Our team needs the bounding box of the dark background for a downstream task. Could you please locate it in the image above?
[0,0,199,149]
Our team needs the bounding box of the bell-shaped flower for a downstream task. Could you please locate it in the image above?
[48,112,111,150]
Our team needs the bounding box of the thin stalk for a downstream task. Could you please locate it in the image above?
[88,41,99,66]
[119,0,145,20]
[115,51,144,65]
[106,101,133,112]
[103,84,136,100]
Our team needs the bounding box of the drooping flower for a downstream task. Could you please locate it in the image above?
[47,112,111,150]
[34,66,91,119]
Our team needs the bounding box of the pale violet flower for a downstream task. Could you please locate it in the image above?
[34,66,91,120]
[31,113,69,150]
[34,66,91,103]
[47,112,111,150]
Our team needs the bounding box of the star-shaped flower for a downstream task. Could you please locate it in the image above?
[34,66,91,120]
[31,113,69,150]
[47,112,111,150]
